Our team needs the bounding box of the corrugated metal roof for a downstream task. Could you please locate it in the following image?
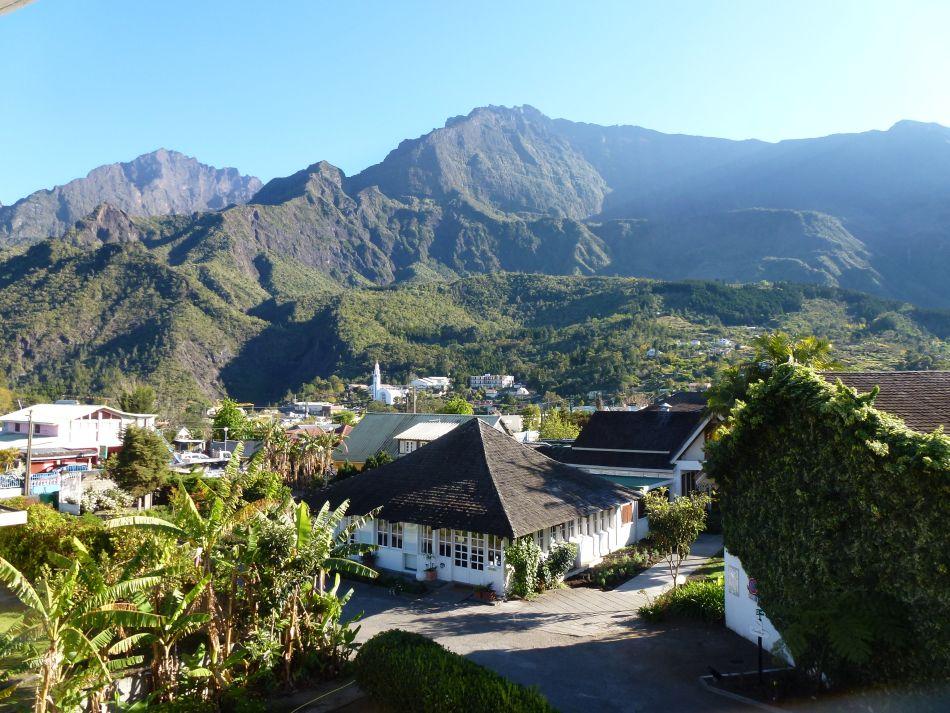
[334,412,503,463]
[393,422,459,442]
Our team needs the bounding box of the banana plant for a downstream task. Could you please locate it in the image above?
[105,445,274,694]
[0,550,159,713]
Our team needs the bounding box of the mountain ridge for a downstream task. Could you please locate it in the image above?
[0,149,262,246]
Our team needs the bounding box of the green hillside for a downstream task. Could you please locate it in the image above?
[0,223,944,416]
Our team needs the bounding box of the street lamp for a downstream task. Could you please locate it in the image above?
[222,427,229,457]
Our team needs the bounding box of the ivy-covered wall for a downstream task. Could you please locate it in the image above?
[707,364,950,684]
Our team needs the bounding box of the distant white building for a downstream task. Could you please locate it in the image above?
[410,376,451,392]
[470,373,514,390]
[370,362,407,405]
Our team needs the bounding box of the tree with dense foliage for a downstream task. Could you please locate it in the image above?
[643,488,710,588]
[519,404,541,431]
[0,447,18,472]
[437,395,474,415]
[361,450,393,472]
[105,425,171,497]
[539,408,580,440]
[707,364,950,687]
[118,384,156,414]
[332,410,357,426]
[211,398,252,440]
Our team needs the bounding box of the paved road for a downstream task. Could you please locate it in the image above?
[344,535,760,713]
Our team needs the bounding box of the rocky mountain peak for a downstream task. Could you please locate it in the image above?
[0,149,261,247]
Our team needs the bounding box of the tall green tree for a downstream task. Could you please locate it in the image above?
[106,426,171,497]
[539,408,580,440]
[437,396,474,415]
[211,399,251,440]
[643,488,710,588]
[118,385,156,414]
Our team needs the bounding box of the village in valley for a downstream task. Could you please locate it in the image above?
[1,340,946,712]
[2,2,949,712]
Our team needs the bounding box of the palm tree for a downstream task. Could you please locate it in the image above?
[751,331,837,369]
[709,331,839,418]
[0,549,159,713]
[260,423,292,477]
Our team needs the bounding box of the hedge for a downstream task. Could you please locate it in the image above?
[707,364,950,686]
[354,630,557,712]
[638,576,725,623]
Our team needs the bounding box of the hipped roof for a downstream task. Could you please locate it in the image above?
[311,419,640,539]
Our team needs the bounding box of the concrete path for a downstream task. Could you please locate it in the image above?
[487,533,723,637]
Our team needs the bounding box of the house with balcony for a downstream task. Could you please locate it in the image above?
[312,418,642,593]
[0,401,156,474]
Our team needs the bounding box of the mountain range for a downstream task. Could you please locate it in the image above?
[0,106,948,408]
[5,106,948,305]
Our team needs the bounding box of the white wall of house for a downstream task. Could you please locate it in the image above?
[724,549,790,662]
[346,501,640,596]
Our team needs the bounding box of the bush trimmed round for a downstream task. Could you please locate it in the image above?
[355,629,557,712]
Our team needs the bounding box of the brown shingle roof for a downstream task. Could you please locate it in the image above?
[821,371,950,433]
[309,419,640,539]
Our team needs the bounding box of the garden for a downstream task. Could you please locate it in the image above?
[0,452,378,712]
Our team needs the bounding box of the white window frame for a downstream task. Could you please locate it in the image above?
[422,525,433,555]
[453,530,469,568]
[376,518,389,548]
[470,533,485,571]
[487,535,503,568]
[438,528,452,557]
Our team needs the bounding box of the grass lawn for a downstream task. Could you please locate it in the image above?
[687,553,724,581]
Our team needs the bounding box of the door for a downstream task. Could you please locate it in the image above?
[436,528,453,581]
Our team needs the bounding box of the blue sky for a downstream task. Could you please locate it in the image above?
[1,0,948,204]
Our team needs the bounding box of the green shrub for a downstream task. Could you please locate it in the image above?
[638,576,725,623]
[708,364,950,685]
[0,500,112,580]
[537,541,578,589]
[355,630,557,713]
[504,537,541,598]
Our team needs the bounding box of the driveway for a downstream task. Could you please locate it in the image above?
[344,535,761,713]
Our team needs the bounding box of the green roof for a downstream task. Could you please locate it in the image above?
[595,474,672,490]
[334,413,504,463]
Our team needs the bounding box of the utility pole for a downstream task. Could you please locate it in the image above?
[24,409,33,497]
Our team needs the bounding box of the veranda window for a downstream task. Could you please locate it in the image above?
[470,533,485,571]
[422,526,433,555]
[453,530,469,567]
[487,535,503,568]
[567,520,576,538]
[438,528,452,557]
[376,520,402,548]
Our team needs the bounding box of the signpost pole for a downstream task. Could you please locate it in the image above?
[757,636,763,683]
